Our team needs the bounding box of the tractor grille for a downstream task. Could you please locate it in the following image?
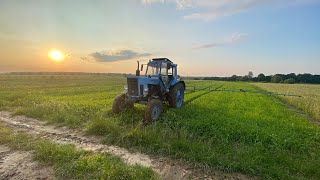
[140,85,144,96]
[127,78,138,96]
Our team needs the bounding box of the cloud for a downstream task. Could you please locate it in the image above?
[84,49,152,62]
[194,43,221,49]
[183,0,271,21]
[194,33,248,49]
[142,0,194,9]
[142,0,319,21]
[227,33,248,43]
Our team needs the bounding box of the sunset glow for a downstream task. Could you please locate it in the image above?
[49,50,64,62]
[0,1,319,75]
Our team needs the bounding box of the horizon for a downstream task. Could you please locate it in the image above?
[2,71,319,78]
[0,0,320,76]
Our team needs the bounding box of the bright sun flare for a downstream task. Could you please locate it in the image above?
[49,50,64,62]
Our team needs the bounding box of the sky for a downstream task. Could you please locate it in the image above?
[0,0,319,76]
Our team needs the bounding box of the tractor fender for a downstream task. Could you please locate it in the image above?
[170,81,185,90]
[180,81,186,90]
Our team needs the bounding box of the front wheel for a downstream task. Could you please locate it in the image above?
[144,99,163,124]
[112,94,133,113]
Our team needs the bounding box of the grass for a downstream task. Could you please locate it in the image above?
[255,83,320,121]
[0,122,157,180]
[0,75,124,127]
[1,74,320,179]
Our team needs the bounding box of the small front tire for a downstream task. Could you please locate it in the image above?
[144,99,163,124]
[112,94,132,113]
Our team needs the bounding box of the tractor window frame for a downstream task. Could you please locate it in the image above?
[146,66,159,76]
[168,65,173,75]
[160,62,168,76]
[145,62,161,77]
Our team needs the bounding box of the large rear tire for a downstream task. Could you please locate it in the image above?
[168,83,184,108]
[112,94,133,113]
[144,99,163,124]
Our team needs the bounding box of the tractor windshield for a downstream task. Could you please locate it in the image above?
[145,60,170,77]
[145,61,161,76]
[146,65,160,76]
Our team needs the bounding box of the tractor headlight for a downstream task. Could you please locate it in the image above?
[124,85,128,92]
[143,86,149,96]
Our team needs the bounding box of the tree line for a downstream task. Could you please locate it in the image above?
[197,72,320,84]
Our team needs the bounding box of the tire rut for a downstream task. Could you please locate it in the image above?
[0,111,255,180]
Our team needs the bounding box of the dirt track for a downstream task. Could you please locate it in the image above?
[0,145,55,180]
[0,111,254,180]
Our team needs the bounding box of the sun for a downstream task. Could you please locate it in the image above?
[49,50,64,62]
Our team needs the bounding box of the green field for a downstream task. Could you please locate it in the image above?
[0,75,319,179]
[255,83,320,121]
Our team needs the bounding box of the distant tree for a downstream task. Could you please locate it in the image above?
[230,75,238,81]
[241,75,249,81]
[286,73,297,81]
[199,73,319,84]
[248,71,254,80]
[284,78,296,84]
[271,75,283,83]
[265,76,272,82]
[304,73,314,83]
[296,74,302,83]
[313,75,320,84]
[257,73,266,82]
[298,73,313,83]
[277,74,286,81]
[252,77,258,82]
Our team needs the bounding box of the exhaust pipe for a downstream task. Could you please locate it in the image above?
[136,61,140,76]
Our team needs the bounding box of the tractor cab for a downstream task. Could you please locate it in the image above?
[112,58,185,124]
[144,58,179,90]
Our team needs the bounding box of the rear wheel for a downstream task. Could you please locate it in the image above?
[144,99,163,124]
[168,83,184,108]
[112,94,133,113]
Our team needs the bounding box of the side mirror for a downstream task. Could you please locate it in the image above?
[141,64,144,71]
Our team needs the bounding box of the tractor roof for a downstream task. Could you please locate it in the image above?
[151,58,173,63]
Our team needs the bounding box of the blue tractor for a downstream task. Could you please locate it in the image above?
[112,58,185,123]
